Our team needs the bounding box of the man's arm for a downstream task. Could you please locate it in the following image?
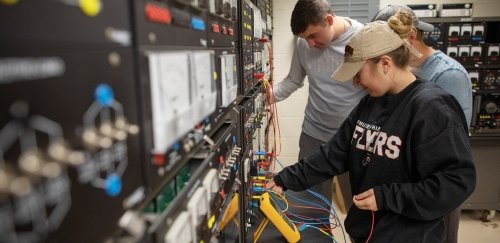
[433,69,473,125]
[273,40,307,101]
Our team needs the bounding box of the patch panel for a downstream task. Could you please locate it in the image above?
[208,9,237,47]
[447,22,486,45]
[0,0,275,241]
[240,94,257,151]
[468,69,481,91]
[240,0,256,95]
[132,0,207,46]
[0,44,143,243]
[485,44,500,65]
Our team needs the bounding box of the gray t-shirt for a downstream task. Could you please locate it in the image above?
[274,18,366,142]
[415,50,473,126]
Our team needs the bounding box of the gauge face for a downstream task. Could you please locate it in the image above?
[429,28,441,41]
[484,101,498,114]
[484,73,496,89]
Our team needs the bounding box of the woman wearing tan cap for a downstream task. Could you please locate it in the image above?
[267,11,476,243]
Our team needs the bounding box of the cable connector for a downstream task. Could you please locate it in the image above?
[297,222,308,232]
[253,150,266,155]
[254,72,264,80]
[257,161,270,167]
[252,187,265,192]
[252,176,266,181]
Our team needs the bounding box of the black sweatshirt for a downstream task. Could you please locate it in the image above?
[274,80,476,242]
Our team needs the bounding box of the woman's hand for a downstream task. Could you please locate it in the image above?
[265,179,284,194]
[353,188,378,211]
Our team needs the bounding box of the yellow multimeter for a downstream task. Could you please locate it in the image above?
[258,192,301,243]
[217,193,239,232]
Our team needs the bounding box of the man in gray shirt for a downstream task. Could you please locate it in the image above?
[274,0,365,208]
[372,5,473,243]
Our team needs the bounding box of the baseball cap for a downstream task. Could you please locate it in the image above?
[371,5,435,32]
[331,21,422,82]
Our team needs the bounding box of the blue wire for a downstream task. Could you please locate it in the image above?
[283,192,340,227]
[274,158,335,211]
[306,189,347,243]
[268,191,330,224]
[269,193,329,223]
[291,220,330,225]
[283,190,335,217]
[307,190,339,217]
[306,189,332,207]
[274,157,348,243]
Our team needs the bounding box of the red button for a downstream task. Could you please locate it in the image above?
[222,26,227,35]
[228,28,234,36]
[145,3,172,25]
[212,23,220,33]
[153,154,165,166]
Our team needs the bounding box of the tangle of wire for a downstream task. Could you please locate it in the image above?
[267,190,337,242]
[259,155,347,242]
[258,49,350,242]
[274,157,347,243]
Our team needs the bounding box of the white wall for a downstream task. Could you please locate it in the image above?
[270,0,500,170]
[271,0,303,169]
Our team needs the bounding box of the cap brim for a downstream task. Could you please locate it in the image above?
[331,60,366,82]
[416,21,434,32]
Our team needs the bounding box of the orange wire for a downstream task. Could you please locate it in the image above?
[265,42,273,82]
[268,80,281,157]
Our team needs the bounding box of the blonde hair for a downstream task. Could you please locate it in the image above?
[369,10,416,69]
[387,10,414,39]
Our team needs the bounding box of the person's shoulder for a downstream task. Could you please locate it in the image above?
[296,38,308,48]
[411,80,467,128]
[344,17,364,31]
[430,51,468,71]
[348,17,363,24]
[412,80,454,104]
[421,51,469,82]
[295,38,315,55]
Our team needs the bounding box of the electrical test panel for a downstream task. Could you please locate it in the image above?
[0,0,275,242]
